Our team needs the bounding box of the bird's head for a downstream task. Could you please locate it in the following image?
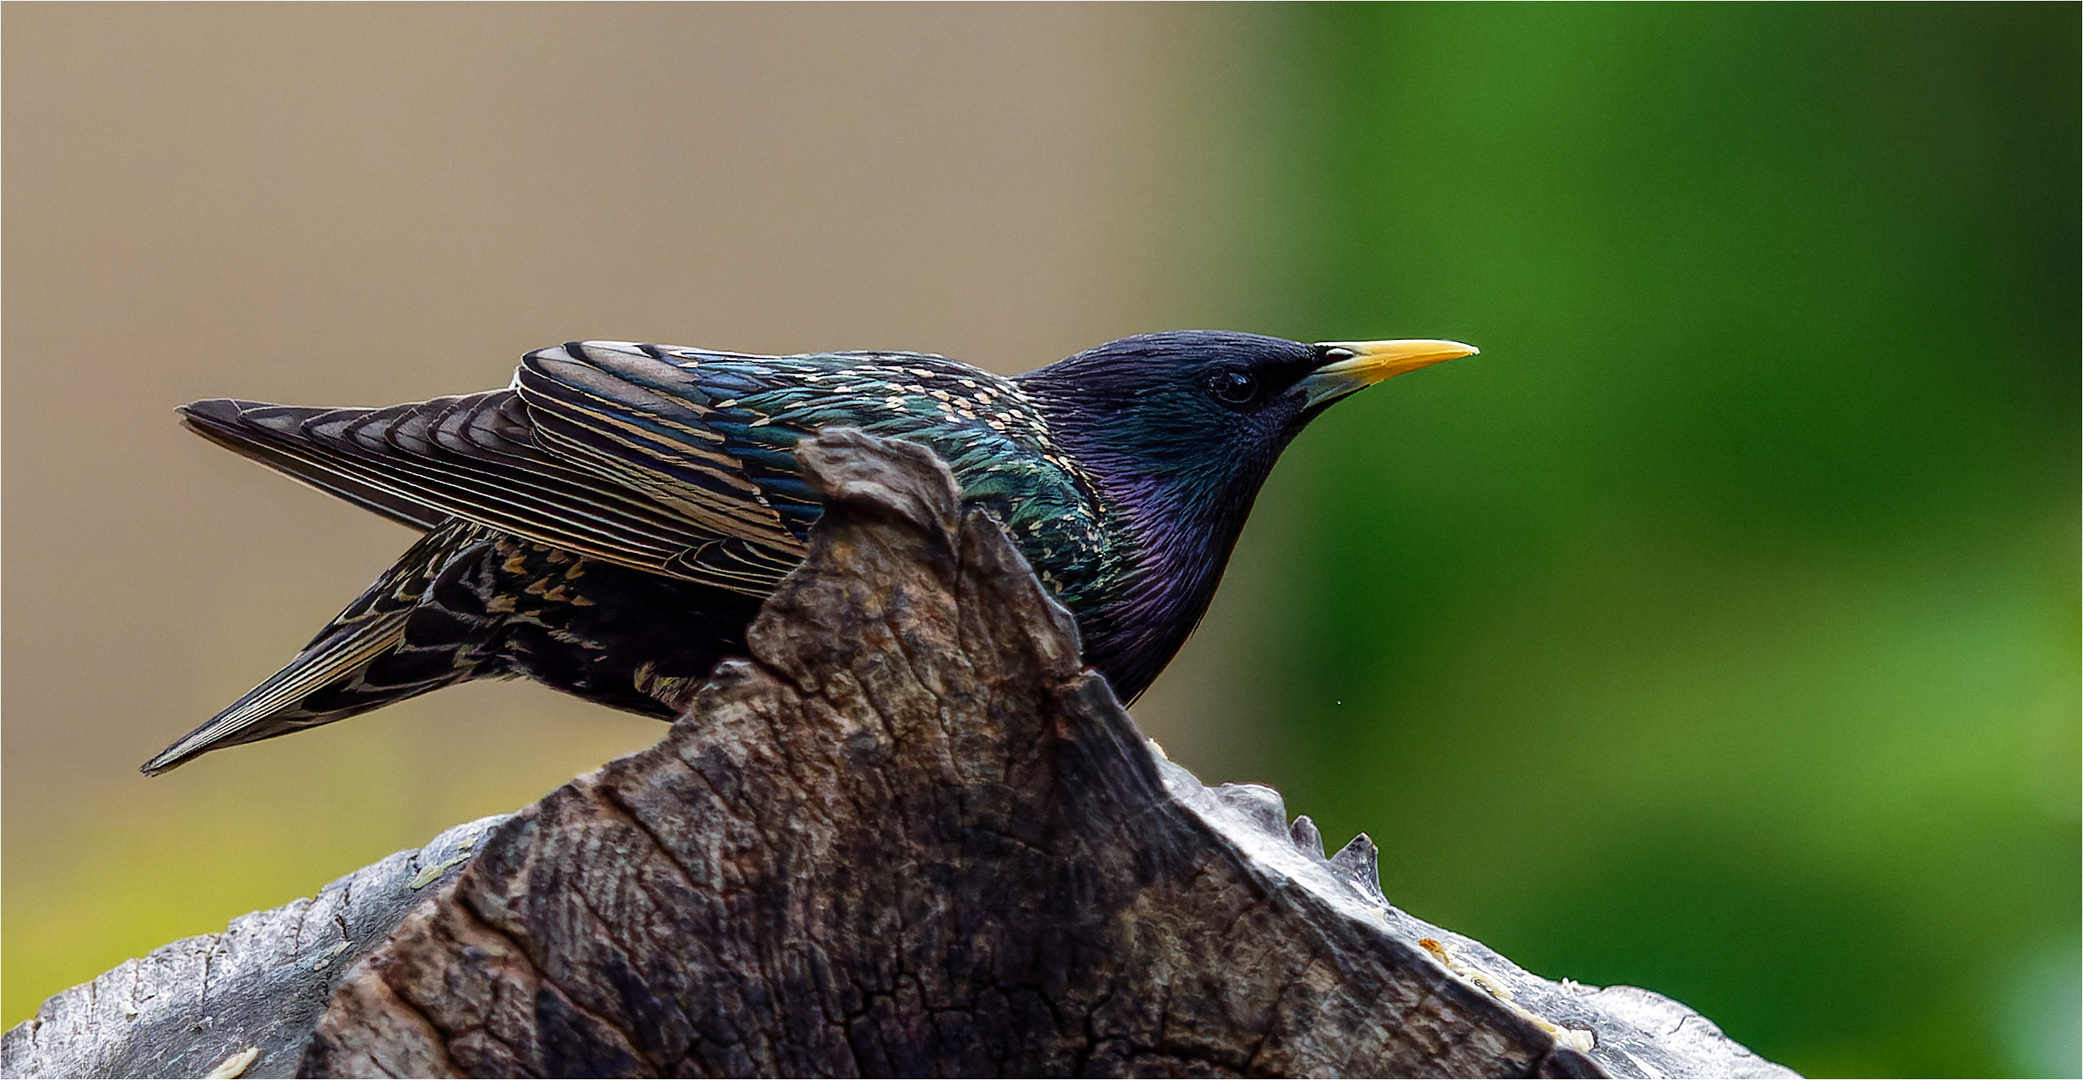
[1019,330,1477,529]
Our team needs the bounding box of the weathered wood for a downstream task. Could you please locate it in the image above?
[1,815,504,1080]
[5,430,1798,1079]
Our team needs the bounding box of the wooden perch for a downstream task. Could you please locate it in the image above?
[4,430,1798,1079]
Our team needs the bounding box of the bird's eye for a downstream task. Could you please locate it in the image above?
[1209,370,1259,406]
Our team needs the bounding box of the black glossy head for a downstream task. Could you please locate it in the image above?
[1015,331,1336,526]
[1014,329,1474,700]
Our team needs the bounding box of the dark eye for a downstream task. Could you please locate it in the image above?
[1209,370,1259,406]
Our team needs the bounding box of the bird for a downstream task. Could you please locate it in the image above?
[141,331,1475,775]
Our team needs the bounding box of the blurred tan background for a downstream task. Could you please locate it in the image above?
[4,4,1285,1021]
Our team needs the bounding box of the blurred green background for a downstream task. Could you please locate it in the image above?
[1219,5,2079,1077]
[5,6,2075,1077]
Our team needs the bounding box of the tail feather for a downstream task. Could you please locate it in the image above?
[141,520,499,775]
[141,612,416,774]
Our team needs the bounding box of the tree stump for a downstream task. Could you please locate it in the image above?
[3,431,1798,1079]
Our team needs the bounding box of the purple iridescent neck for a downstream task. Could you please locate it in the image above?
[1045,436,1283,703]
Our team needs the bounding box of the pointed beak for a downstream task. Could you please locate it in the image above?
[1298,338,1478,409]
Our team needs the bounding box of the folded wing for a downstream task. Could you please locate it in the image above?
[179,349,811,595]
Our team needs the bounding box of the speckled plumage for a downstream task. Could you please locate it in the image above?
[144,331,1470,774]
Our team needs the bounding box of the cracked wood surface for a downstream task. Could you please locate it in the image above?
[5,430,1798,1079]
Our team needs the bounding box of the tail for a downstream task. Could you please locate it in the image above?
[142,520,503,775]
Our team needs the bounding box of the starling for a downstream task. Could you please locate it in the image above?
[142,331,1474,775]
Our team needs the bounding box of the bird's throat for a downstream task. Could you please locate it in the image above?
[1072,466,1267,703]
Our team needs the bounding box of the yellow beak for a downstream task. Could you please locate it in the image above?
[1299,338,1479,408]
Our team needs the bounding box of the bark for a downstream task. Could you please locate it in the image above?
[4,430,1798,1079]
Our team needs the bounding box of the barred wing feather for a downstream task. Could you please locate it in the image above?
[178,386,800,596]
[513,342,807,552]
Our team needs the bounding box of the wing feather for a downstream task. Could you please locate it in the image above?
[515,342,805,547]
[180,398,447,531]
[178,390,790,593]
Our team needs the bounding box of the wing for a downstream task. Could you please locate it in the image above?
[512,342,820,592]
[180,388,799,594]
[183,339,1091,600]
[513,341,1116,605]
[181,399,449,532]
[511,340,1085,591]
